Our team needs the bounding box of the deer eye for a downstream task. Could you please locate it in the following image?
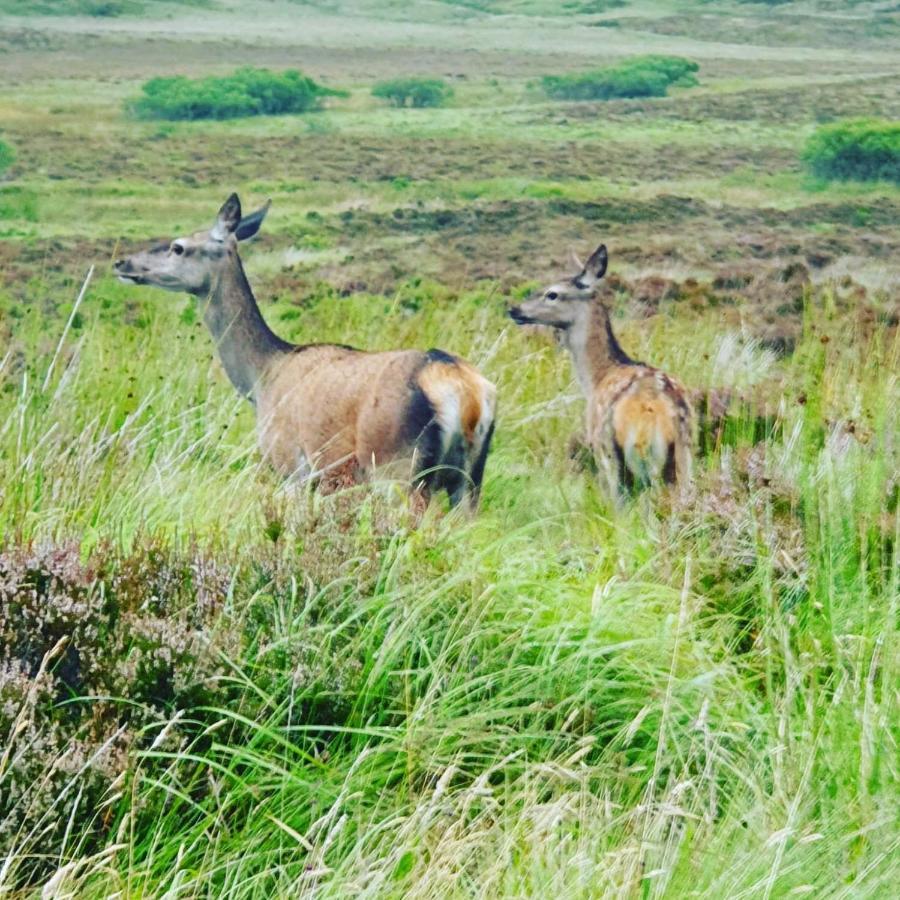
[546,291,558,301]
[171,243,185,256]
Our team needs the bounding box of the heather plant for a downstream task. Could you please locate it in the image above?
[803,118,900,183]
[541,55,699,101]
[372,77,453,108]
[128,68,344,121]
[0,539,244,881]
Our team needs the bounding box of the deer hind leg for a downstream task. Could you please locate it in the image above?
[441,433,468,508]
[468,422,494,512]
[593,439,625,509]
[674,438,693,493]
[663,442,677,484]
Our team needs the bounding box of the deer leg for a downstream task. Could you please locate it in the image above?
[595,444,624,510]
[408,481,431,524]
[674,439,693,496]
[318,457,361,494]
[464,422,495,513]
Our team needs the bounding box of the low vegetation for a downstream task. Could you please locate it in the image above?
[0,0,209,14]
[1,0,898,895]
[541,54,699,101]
[128,68,344,121]
[803,118,900,183]
[372,76,454,108]
[0,139,13,175]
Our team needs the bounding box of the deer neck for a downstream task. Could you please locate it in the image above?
[564,300,634,397]
[201,252,293,400]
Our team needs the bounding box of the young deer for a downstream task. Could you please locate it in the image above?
[115,194,496,509]
[508,244,693,501]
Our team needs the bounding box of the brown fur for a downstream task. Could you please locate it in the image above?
[115,195,496,509]
[592,365,692,493]
[612,389,677,457]
[509,243,693,502]
[258,347,493,483]
[417,361,485,444]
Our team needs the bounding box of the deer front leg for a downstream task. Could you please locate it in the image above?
[317,457,361,494]
[408,481,431,524]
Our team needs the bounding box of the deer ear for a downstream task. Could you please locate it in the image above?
[211,193,242,241]
[584,244,608,281]
[574,244,608,288]
[235,199,271,242]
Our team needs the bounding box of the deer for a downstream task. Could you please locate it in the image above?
[114,194,496,511]
[508,244,693,503]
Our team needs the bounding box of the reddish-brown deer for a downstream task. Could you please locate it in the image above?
[115,194,496,509]
[508,244,693,502]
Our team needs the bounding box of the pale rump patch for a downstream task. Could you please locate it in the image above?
[417,361,484,445]
[591,366,693,490]
[612,387,677,453]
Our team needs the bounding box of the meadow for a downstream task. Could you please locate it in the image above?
[0,0,898,896]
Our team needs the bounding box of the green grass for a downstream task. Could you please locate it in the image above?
[1,265,897,895]
[0,138,13,175]
[0,0,899,895]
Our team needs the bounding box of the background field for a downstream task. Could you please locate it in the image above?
[0,1,897,897]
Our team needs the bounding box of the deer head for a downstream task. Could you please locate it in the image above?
[508,244,608,330]
[114,193,270,296]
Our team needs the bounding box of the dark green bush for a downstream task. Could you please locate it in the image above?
[0,140,13,175]
[541,55,699,101]
[372,77,453,109]
[802,118,900,183]
[128,68,345,121]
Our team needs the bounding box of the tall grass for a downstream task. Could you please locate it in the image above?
[0,267,896,895]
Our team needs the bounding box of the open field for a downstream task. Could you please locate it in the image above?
[0,0,898,896]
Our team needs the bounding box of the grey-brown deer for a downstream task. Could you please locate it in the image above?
[115,194,496,509]
[508,244,693,502]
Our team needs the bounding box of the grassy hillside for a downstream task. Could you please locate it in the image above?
[0,0,897,896]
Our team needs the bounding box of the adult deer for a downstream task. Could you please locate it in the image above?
[508,244,693,502]
[115,194,496,509]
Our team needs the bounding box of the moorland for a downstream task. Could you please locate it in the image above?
[0,0,897,896]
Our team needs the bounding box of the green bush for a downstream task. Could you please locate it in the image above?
[802,118,900,183]
[0,140,13,175]
[372,77,453,109]
[541,54,699,101]
[128,67,345,121]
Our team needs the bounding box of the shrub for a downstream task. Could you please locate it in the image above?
[0,140,13,175]
[0,539,241,883]
[541,54,699,101]
[372,77,453,109]
[802,118,900,183]
[128,67,345,121]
